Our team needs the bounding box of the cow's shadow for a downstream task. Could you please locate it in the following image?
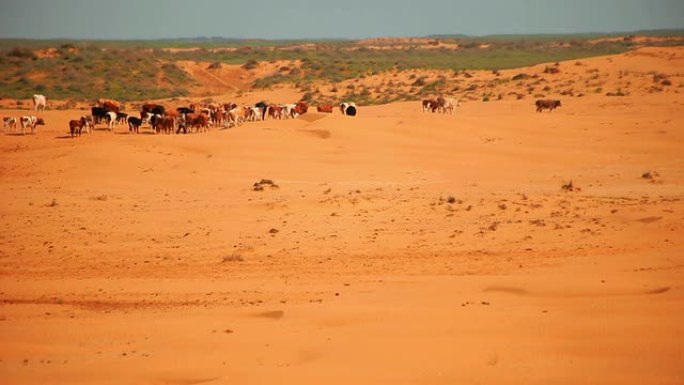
[114,131,157,135]
[4,132,34,136]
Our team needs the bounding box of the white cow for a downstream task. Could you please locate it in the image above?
[223,108,241,128]
[20,115,45,135]
[105,111,116,131]
[435,97,460,115]
[248,107,263,122]
[81,115,93,134]
[282,104,296,119]
[3,116,17,132]
[32,94,47,111]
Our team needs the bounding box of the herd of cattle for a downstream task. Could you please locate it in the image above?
[0,95,360,137]
[1,93,562,136]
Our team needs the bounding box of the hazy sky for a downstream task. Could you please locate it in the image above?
[1,0,683,40]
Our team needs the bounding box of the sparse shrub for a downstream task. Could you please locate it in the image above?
[652,73,668,83]
[242,59,259,70]
[561,181,580,192]
[642,171,660,180]
[7,47,36,59]
[606,89,627,97]
[412,76,427,86]
[207,62,222,70]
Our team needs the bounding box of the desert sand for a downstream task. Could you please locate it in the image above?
[0,47,683,384]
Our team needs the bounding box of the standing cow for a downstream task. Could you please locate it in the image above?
[32,94,47,111]
[20,116,45,135]
[3,117,18,132]
[535,99,562,112]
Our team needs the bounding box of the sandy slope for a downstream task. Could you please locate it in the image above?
[0,49,683,385]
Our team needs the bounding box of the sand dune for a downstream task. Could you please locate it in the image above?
[0,47,683,384]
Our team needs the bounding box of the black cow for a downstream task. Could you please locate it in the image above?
[255,101,268,120]
[116,112,128,125]
[176,107,195,115]
[128,116,142,134]
[91,106,109,125]
[150,105,165,116]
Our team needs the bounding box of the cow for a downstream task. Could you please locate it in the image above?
[293,102,308,117]
[68,117,89,137]
[317,104,333,113]
[155,116,175,134]
[97,98,121,113]
[149,114,162,133]
[223,102,237,111]
[141,103,165,116]
[3,117,17,132]
[255,101,269,120]
[115,112,128,125]
[431,97,460,114]
[199,108,214,125]
[340,102,357,116]
[282,104,296,119]
[245,107,263,122]
[151,105,165,116]
[206,102,221,112]
[422,99,436,112]
[80,115,93,134]
[32,94,47,111]
[223,108,241,128]
[268,105,283,120]
[127,116,142,134]
[91,106,109,125]
[535,99,562,112]
[105,111,117,131]
[186,113,209,132]
[176,107,195,115]
[20,116,45,135]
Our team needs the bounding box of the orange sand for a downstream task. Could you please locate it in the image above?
[0,47,683,385]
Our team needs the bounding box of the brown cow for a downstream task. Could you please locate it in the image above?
[268,105,283,120]
[294,102,308,116]
[186,113,209,133]
[317,104,333,113]
[97,98,121,113]
[69,117,89,137]
[155,116,175,134]
[535,99,561,112]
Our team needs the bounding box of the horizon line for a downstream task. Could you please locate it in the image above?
[1,28,684,42]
